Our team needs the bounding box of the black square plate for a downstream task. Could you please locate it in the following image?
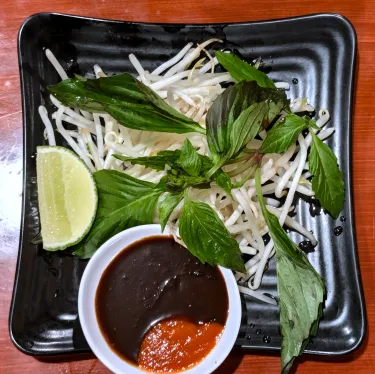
[10,12,366,357]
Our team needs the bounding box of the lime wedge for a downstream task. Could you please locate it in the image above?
[36,146,98,251]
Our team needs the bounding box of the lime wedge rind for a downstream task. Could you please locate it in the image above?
[36,146,98,251]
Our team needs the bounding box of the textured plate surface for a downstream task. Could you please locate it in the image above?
[10,12,365,356]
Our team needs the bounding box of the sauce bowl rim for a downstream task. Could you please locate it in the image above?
[78,224,242,374]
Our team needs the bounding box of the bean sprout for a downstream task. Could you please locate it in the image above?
[40,45,334,306]
[38,106,56,146]
[152,43,194,75]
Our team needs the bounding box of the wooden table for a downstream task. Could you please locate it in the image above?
[1,1,374,373]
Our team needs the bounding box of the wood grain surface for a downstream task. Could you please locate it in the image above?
[1,1,374,373]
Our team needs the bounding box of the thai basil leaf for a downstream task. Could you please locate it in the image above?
[74,170,165,258]
[228,101,268,158]
[113,149,207,192]
[48,73,149,112]
[309,131,345,219]
[104,103,205,134]
[164,168,208,192]
[114,147,233,194]
[87,73,146,102]
[158,192,184,231]
[179,198,245,272]
[113,151,180,171]
[48,73,205,134]
[48,76,117,112]
[213,169,233,196]
[255,169,324,373]
[177,139,202,176]
[135,80,200,125]
[261,114,309,154]
[215,51,275,88]
[206,80,288,176]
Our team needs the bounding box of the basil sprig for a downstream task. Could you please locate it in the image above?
[48,73,205,134]
[114,139,235,195]
[205,80,289,177]
[260,114,310,154]
[215,51,275,88]
[255,169,325,373]
[259,113,345,218]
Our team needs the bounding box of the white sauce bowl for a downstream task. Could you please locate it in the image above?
[78,224,242,374]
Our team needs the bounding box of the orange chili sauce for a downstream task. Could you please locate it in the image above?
[138,317,224,373]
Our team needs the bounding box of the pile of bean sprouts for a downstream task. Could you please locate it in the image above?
[39,39,334,305]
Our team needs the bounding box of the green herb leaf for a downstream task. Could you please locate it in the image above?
[177,139,202,176]
[48,73,148,112]
[113,149,208,192]
[158,192,184,231]
[213,169,233,196]
[164,169,208,192]
[74,170,165,258]
[135,80,201,126]
[309,132,345,218]
[179,198,245,272]
[48,73,205,134]
[260,114,309,154]
[229,102,268,157]
[114,147,233,194]
[113,150,180,171]
[88,73,146,102]
[255,169,325,373]
[206,80,288,176]
[215,51,275,88]
[308,119,320,130]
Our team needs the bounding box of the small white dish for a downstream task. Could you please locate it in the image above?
[78,224,241,374]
